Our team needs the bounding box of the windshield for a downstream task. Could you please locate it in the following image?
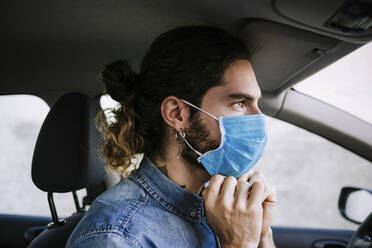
[294,42,372,124]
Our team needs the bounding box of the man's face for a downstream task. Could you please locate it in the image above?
[182,59,262,167]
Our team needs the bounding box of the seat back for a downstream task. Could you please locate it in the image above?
[27,214,83,248]
[27,92,106,248]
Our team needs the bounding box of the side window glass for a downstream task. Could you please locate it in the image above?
[0,95,84,217]
[257,116,372,230]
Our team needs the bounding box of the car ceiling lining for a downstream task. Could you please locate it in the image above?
[239,20,341,93]
[0,0,370,101]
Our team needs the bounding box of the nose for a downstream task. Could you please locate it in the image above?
[251,103,262,115]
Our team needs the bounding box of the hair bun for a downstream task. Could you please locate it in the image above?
[102,60,139,102]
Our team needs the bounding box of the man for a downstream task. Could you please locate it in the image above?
[66,25,276,248]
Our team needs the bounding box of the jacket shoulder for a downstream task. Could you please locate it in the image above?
[66,178,148,247]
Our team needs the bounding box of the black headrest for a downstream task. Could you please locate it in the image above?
[32,92,106,193]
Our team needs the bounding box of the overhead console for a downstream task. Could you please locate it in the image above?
[274,0,372,43]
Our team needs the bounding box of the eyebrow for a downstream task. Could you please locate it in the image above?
[227,93,262,101]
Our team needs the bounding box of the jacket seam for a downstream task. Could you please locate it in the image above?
[70,229,143,248]
[117,192,149,231]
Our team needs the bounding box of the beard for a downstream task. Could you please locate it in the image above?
[181,112,220,171]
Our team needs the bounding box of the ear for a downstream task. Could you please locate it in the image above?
[160,96,190,131]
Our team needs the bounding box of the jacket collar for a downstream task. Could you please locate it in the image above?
[131,156,205,223]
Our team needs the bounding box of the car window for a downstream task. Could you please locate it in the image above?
[294,42,372,124]
[0,94,85,217]
[257,116,372,230]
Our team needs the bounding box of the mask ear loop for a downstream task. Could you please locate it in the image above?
[175,130,184,159]
[175,129,202,159]
[181,99,219,121]
[175,99,216,160]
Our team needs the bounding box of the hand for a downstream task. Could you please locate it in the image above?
[239,171,277,238]
[202,174,266,248]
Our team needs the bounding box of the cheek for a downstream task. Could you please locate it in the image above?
[203,117,221,143]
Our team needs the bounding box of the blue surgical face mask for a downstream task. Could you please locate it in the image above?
[181,99,268,178]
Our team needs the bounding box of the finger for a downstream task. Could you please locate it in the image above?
[248,171,264,185]
[247,181,265,206]
[250,172,276,203]
[248,171,269,197]
[262,195,276,219]
[235,181,250,208]
[237,169,255,183]
[261,201,276,236]
[219,176,237,203]
[264,187,277,203]
[203,174,225,200]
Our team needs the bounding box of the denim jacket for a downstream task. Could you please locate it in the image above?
[66,156,220,248]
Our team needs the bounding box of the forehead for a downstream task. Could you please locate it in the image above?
[206,59,261,100]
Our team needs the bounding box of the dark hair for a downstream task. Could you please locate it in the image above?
[97,26,250,173]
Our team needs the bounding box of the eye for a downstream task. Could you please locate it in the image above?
[233,101,246,110]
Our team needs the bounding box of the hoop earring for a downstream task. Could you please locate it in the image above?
[175,129,185,159]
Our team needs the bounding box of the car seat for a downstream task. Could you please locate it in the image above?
[25,92,107,248]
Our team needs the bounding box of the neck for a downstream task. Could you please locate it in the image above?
[148,151,210,195]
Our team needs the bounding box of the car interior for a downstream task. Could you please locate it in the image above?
[1,0,371,248]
